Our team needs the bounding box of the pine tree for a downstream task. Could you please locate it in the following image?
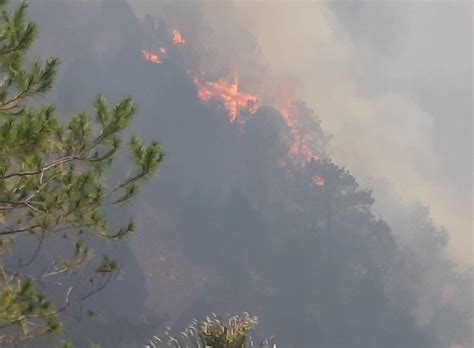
[0,0,164,344]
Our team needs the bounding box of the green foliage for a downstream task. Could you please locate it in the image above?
[0,271,61,340]
[0,1,58,115]
[59,340,74,348]
[0,0,164,344]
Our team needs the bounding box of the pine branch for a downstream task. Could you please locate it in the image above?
[1,155,79,179]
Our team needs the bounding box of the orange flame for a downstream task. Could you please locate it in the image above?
[142,28,185,64]
[141,47,167,64]
[281,108,313,163]
[172,29,185,45]
[140,29,321,182]
[193,75,258,123]
[275,86,316,165]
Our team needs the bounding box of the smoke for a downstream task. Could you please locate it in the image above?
[244,2,470,267]
[129,1,473,267]
[25,1,472,346]
[134,1,473,344]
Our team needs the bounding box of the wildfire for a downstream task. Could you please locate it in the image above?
[172,29,185,45]
[274,85,316,165]
[139,26,324,186]
[141,47,166,64]
[142,29,185,64]
[280,106,313,162]
[193,75,258,123]
[312,175,325,187]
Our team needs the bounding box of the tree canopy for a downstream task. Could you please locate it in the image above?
[0,1,164,344]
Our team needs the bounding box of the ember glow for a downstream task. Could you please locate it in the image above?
[279,105,314,163]
[193,75,258,123]
[172,29,185,45]
[274,86,316,165]
[141,47,166,64]
[142,29,185,64]
[312,175,325,187]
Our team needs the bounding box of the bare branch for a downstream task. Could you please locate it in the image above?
[0,87,31,111]
[6,231,45,269]
[1,155,79,179]
[24,174,57,202]
[0,224,40,236]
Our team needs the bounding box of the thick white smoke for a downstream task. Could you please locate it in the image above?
[149,0,472,268]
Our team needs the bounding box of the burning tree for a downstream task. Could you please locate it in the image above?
[0,0,164,344]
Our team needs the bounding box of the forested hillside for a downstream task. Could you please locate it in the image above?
[15,1,472,347]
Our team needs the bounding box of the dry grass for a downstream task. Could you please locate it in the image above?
[146,313,276,348]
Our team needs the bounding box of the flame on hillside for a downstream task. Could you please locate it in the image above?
[279,104,313,163]
[142,29,185,64]
[142,47,166,64]
[312,175,325,187]
[172,29,185,45]
[274,84,316,165]
[139,27,324,186]
[193,75,258,123]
